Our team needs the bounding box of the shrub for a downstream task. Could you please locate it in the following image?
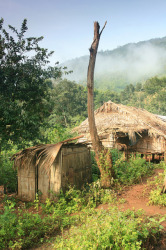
[43,182,117,215]
[0,143,18,193]
[147,168,166,206]
[0,200,17,249]
[54,207,163,249]
[113,156,154,185]
[0,181,117,249]
[111,148,123,165]
[149,189,166,206]
[0,199,60,249]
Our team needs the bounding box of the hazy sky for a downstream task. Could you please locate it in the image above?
[1,0,166,64]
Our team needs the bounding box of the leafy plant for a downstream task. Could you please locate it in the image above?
[54,207,163,249]
[0,199,60,249]
[0,142,18,193]
[111,148,123,165]
[34,193,40,211]
[147,168,166,206]
[113,156,154,185]
[149,189,166,206]
[0,200,17,249]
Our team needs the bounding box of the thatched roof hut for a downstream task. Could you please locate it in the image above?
[75,101,166,158]
[12,136,91,201]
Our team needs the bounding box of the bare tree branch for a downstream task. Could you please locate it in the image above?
[99,21,107,37]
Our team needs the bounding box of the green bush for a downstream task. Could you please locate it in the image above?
[54,207,163,249]
[147,167,166,206]
[149,189,166,206]
[0,199,60,249]
[43,182,117,215]
[0,200,17,249]
[113,156,154,185]
[0,176,164,249]
[0,143,18,193]
[111,148,123,165]
[0,182,117,249]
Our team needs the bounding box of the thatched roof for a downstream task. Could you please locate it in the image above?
[11,135,83,174]
[75,101,166,142]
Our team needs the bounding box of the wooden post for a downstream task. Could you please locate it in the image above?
[125,151,129,161]
[145,154,148,161]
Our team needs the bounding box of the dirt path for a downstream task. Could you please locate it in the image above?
[118,182,166,216]
[98,169,166,227]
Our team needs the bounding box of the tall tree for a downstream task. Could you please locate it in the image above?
[87,22,114,187]
[49,80,87,127]
[0,18,62,149]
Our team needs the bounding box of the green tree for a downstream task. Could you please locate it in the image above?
[0,18,62,149]
[94,89,120,109]
[120,84,135,104]
[143,76,166,94]
[142,77,166,115]
[49,80,87,127]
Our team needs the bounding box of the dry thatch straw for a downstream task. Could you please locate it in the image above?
[11,135,84,175]
[74,101,166,142]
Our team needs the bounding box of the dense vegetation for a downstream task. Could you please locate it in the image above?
[0,19,166,249]
[0,154,166,249]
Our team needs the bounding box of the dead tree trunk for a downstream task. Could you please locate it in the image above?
[87,21,114,187]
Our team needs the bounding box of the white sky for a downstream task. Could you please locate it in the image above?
[1,0,166,64]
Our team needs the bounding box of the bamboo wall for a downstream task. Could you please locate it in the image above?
[17,166,36,201]
[100,133,165,155]
[61,144,91,192]
[17,144,91,201]
[132,136,165,154]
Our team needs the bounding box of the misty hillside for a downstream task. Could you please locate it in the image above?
[62,37,166,91]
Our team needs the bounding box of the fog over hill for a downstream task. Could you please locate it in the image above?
[62,37,166,91]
